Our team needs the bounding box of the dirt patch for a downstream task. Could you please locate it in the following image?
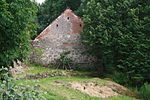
[68,81,119,98]
[107,81,136,97]
[54,81,136,98]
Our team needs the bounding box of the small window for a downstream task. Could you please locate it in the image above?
[67,17,69,20]
[56,24,58,27]
[80,24,82,27]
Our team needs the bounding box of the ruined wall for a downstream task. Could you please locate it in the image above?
[30,9,95,67]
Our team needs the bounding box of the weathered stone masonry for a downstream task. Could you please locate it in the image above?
[30,9,95,67]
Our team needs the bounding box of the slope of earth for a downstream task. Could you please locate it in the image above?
[14,63,138,100]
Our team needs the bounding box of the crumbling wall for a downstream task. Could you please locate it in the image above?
[30,9,96,67]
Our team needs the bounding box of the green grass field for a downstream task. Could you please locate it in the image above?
[15,64,138,100]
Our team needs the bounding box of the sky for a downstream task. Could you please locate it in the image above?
[36,0,45,4]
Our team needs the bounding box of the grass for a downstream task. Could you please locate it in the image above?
[106,96,138,100]
[15,63,138,100]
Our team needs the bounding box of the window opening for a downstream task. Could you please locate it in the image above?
[67,17,70,20]
[80,24,82,27]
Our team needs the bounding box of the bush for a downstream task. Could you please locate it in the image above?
[138,83,150,100]
[112,72,130,86]
[54,51,74,69]
[81,0,150,86]
[0,68,45,100]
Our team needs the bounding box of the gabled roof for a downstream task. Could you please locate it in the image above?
[33,8,83,42]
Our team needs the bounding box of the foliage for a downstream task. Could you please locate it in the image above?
[54,51,74,69]
[81,0,150,86]
[0,0,38,68]
[138,83,150,100]
[112,72,130,86]
[0,67,45,100]
[37,0,81,33]
[75,0,89,17]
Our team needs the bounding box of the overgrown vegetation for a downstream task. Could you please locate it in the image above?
[0,0,149,99]
[14,64,137,100]
[0,67,45,100]
[138,83,150,100]
[81,0,150,86]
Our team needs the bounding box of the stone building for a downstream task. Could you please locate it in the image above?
[30,9,95,67]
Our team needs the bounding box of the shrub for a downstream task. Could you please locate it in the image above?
[54,51,74,69]
[138,83,150,100]
[0,68,45,100]
[112,72,130,86]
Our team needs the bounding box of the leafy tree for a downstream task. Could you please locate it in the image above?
[81,0,150,85]
[0,0,38,68]
[37,0,81,33]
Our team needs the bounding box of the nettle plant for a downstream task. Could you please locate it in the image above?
[0,67,45,100]
[54,51,74,69]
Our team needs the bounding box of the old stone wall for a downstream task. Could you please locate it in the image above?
[30,9,96,67]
